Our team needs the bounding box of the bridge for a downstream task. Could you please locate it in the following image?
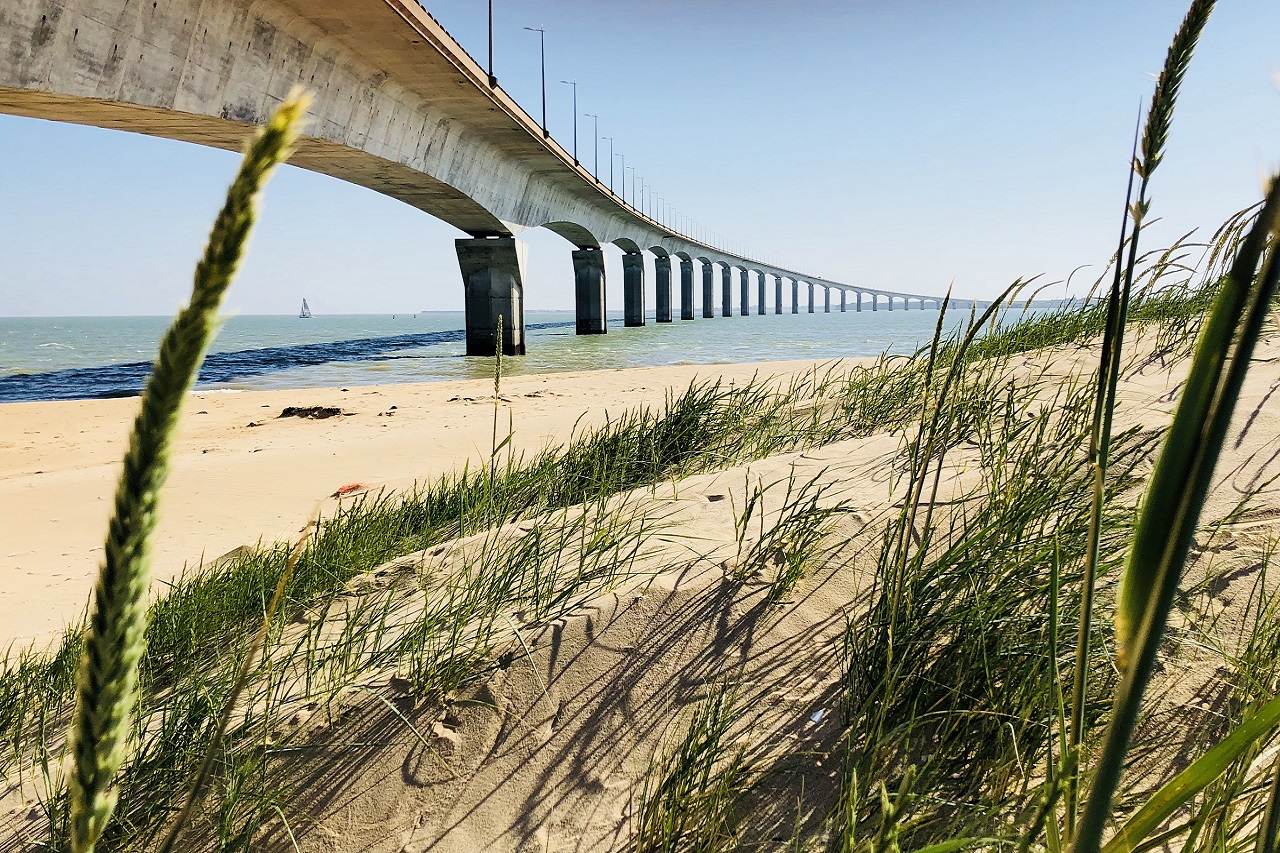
[0,0,964,355]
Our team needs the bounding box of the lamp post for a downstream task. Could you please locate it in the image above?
[605,142,616,193]
[625,165,635,207]
[487,0,496,87]
[560,80,577,163]
[523,26,546,136]
[585,113,599,180]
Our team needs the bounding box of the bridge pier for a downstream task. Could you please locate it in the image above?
[739,269,750,316]
[775,275,783,315]
[655,255,673,323]
[824,286,831,313]
[757,273,766,315]
[572,248,608,334]
[887,295,894,311]
[456,238,527,356]
[856,291,862,312]
[623,252,645,327]
[702,264,715,318]
[792,280,799,314]
[872,294,878,311]
[680,259,695,320]
[722,266,733,317]
[808,282,815,314]
[840,290,847,312]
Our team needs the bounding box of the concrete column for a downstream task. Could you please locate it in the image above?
[622,252,645,327]
[824,286,831,313]
[774,275,783,315]
[739,268,750,316]
[680,258,695,320]
[702,263,715,318]
[721,265,733,317]
[456,237,527,356]
[856,291,863,312]
[572,248,607,335]
[888,295,894,311]
[872,293,878,312]
[792,280,799,314]
[655,255,673,323]
[808,283,815,314]
[757,273,766,315]
[840,290,847,312]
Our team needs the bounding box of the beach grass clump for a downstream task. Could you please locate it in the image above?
[634,683,751,853]
[730,471,849,602]
[835,343,1154,848]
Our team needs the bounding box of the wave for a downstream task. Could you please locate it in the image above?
[0,322,574,403]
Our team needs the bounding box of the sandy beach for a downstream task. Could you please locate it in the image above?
[0,358,853,649]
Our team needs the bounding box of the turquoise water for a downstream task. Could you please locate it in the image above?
[0,308,964,401]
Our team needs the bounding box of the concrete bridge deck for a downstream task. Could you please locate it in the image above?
[1,0,967,353]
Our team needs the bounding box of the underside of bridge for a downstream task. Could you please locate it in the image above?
[0,0,952,355]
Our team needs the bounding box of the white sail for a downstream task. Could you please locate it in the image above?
[299,298,312,319]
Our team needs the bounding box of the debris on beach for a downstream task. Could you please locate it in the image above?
[278,405,344,419]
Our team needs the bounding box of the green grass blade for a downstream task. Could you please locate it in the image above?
[1069,109,1144,836]
[1256,755,1280,853]
[910,838,1008,853]
[1100,692,1280,853]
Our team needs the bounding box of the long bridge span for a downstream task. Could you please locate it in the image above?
[1,0,967,354]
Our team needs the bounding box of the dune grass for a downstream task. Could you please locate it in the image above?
[634,682,752,853]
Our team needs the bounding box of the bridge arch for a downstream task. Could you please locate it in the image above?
[611,237,643,254]
[542,222,601,249]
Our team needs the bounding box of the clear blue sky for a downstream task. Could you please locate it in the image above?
[1,0,1277,316]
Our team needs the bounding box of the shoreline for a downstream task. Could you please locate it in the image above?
[0,357,867,648]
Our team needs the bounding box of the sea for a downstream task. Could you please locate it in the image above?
[0,309,971,403]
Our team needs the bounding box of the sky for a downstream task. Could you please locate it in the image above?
[0,0,1277,317]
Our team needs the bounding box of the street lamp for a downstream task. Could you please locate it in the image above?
[585,113,599,180]
[523,26,547,137]
[560,80,577,163]
[626,165,635,207]
[603,136,614,192]
[487,0,496,87]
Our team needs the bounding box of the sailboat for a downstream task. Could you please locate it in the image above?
[299,298,313,319]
